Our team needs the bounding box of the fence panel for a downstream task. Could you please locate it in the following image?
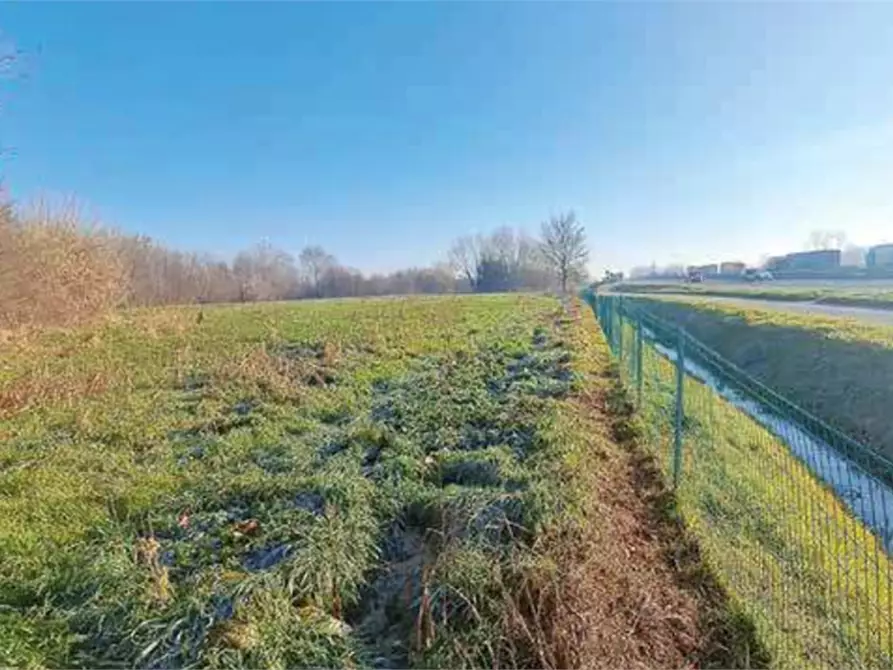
[583,291,893,670]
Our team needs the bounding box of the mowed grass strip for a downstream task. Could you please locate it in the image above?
[610,316,893,669]
[0,294,745,668]
[632,297,893,462]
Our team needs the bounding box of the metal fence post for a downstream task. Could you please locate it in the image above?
[600,299,607,340]
[617,298,624,365]
[673,327,685,488]
[636,317,644,408]
[611,298,620,354]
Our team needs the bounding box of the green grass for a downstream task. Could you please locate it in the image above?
[609,314,893,670]
[613,283,893,309]
[629,297,893,463]
[0,294,625,668]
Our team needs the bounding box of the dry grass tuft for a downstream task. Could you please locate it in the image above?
[208,344,309,401]
[0,367,111,419]
[134,535,174,604]
[0,202,127,331]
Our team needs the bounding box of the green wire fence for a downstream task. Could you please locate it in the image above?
[583,291,893,670]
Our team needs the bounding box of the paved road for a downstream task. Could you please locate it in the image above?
[622,277,893,290]
[637,294,893,327]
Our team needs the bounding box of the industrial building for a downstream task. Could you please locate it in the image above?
[867,244,893,269]
[720,261,746,275]
[766,250,841,272]
[686,264,719,277]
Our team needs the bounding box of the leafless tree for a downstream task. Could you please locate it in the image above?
[232,241,298,301]
[448,235,482,290]
[448,228,553,293]
[539,211,589,293]
[807,229,847,251]
[299,245,335,298]
[841,244,867,267]
[514,233,551,290]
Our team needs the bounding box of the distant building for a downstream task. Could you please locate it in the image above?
[720,261,746,275]
[789,249,841,270]
[686,264,719,276]
[767,250,841,272]
[867,244,893,268]
[766,256,787,271]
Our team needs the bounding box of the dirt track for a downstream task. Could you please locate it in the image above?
[570,372,765,669]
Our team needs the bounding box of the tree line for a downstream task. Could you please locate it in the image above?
[0,202,589,329]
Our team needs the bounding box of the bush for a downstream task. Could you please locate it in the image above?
[0,203,126,330]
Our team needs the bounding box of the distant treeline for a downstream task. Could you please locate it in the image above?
[0,202,587,330]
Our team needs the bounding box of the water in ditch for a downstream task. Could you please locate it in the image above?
[645,331,893,553]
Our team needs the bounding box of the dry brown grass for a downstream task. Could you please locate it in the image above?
[208,345,306,402]
[0,367,111,419]
[528,386,701,668]
[0,199,248,334]
[0,202,126,331]
[204,340,340,403]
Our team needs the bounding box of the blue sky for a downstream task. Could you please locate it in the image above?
[2,3,893,274]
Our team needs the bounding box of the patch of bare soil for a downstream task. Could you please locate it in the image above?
[565,377,766,670]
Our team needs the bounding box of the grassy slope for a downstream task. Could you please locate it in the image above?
[0,295,741,668]
[614,283,893,310]
[632,297,893,462]
[609,314,893,669]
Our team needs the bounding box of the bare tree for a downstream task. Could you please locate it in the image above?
[841,244,867,267]
[448,228,552,293]
[539,211,589,293]
[299,245,335,298]
[514,233,551,290]
[231,241,299,302]
[447,235,482,291]
[807,229,847,251]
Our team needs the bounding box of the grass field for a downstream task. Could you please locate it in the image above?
[613,283,893,309]
[604,306,893,670]
[0,295,745,668]
[630,297,893,463]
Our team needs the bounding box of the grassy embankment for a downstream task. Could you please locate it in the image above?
[607,308,893,669]
[614,283,893,310]
[0,295,749,668]
[631,297,893,464]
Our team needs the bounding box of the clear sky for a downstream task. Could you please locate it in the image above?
[2,3,893,275]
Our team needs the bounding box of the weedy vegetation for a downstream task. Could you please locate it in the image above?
[0,295,747,668]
